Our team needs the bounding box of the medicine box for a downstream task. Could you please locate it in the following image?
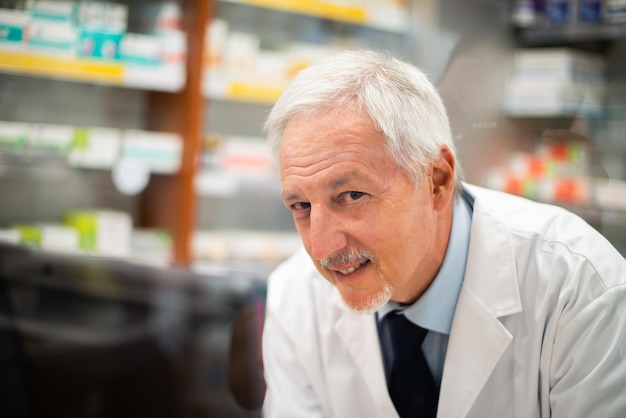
[119,33,163,66]
[15,224,80,252]
[26,0,76,23]
[76,29,123,60]
[0,121,28,153]
[26,123,74,155]
[67,127,121,169]
[65,209,132,257]
[0,8,29,47]
[27,20,77,55]
[121,130,182,174]
[75,1,127,34]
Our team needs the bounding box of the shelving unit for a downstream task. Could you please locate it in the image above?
[203,0,412,104]
[503,2,626,254]
[3,0,622,265]
[0,48,185,90]
[0,0,209,266]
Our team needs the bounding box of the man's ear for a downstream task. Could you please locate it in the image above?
[430,145,456,211]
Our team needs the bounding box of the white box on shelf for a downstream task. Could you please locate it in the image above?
[38,224,80,252]
[75,1,128,34]
[505,79,604,116]
[225,31,260,79]
[26,0,76,23]
[605,0,626,23]
[0,121,28,151]
[0,8,29,48]
[131,228,172,267]
[205,19,229,71]
[512,48,605,70]
[161,29,186,65]
[27,20,77,55]
[367,0,410,32]
[217,135,275,175]
[120,33,163,66]
[121,130,182,174]
[14,223,80,252]
[0,228,21,244]
[505,48,606,117]
[195,170,241,197]
[122,32,185,90]
[67,127,121,169]
[65,209,132,257]
[26,123,74,154]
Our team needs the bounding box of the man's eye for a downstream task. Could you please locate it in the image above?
[290,202,311,211]
[340,191,365,203]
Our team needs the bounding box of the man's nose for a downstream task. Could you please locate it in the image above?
[308,206,348,262]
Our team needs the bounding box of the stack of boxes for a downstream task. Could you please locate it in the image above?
[0,121,182,175]
[0,208,173,264]
[486,140,593,204]
[204,18,339,102]
[0,1,186,70]
[504,47,606,117]
[486,137,626,210]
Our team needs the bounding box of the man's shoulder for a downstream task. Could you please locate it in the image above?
[467,183,599,242]
[466,184,626,288]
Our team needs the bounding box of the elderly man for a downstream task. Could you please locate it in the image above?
[261,50,626,418]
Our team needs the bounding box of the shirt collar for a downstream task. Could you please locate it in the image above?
[377,193,473,335]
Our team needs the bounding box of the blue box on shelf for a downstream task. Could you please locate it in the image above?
[76,30,123,60]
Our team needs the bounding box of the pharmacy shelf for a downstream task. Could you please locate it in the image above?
[516,22,626,46]
[0,48,185,92]
[0,121,183,175]
[219,0,409,32]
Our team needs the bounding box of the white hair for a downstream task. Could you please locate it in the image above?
[264,49,462,188]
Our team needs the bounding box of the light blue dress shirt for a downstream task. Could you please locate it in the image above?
[377,191,473,387]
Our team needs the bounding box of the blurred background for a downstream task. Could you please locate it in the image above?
[1,0,625,267]
[0,0,625,416]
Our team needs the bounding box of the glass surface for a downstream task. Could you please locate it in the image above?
[0,242,266,418]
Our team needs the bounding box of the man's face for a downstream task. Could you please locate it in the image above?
[279,106,449,312]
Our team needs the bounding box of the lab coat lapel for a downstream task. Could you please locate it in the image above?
[332,290,399,418]
[437,189,522,418]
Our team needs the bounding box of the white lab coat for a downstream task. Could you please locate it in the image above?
[262,185,626,418]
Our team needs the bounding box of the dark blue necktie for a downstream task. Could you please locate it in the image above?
[380,311,439,418]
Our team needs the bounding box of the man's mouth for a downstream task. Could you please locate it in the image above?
[338,260,368,275]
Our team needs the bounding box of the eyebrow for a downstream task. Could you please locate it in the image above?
[281,191,301,202]
[282,172,362,203]
[328,173,356,190]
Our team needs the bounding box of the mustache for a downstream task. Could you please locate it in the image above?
[319,250,371,269]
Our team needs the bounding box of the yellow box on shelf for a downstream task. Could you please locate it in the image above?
[227,81,284,104]
[237,0,367,24]
[0,49,124,83]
